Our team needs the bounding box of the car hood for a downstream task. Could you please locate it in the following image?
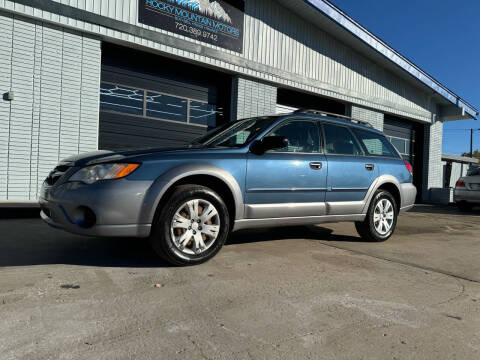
[60,146,208,166]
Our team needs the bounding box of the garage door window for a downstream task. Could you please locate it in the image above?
[387,136,414,160]
[100,81,216,127]
[146,92,187,122]
[100,83,144,115]
[190,101,217,127]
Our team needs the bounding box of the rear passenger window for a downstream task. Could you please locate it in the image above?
[323,123,363,155]
[268,120,321,153]
[354,129,398,157]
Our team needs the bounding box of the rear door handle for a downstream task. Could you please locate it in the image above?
[365,164,375,171]
[309,162,323,170]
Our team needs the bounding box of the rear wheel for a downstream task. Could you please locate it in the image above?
[355,190,397,242]
[149,185,230,266]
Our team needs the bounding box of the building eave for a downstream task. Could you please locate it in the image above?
[301,0,478,119]
[442,154,479,164]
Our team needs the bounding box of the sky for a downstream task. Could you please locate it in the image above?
[329,0,480,155]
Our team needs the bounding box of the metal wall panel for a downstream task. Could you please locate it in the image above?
[2,0,435,122]
[0,13,100,201]
[79,36,101,153]
[8,16,36,199]
[0,13,13,199]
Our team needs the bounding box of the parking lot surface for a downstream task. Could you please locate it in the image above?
[1,205,480,360]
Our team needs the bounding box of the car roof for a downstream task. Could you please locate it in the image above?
[278,111,385,135]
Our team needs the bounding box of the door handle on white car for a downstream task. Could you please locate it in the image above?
[365,164,375,171]
[309,162,323,170]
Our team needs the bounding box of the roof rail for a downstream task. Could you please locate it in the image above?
[294,109,373,128]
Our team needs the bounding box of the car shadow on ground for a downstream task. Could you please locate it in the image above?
[409,204,480,216]
[0,220,361,268]
[3,204,474,268]
[228,226,361,245]
[0,232,169,268]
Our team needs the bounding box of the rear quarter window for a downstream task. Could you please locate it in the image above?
[354,129,399,158]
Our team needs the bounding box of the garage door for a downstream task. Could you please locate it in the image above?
[384,116,424,201]
[99,44,230,150]
[277,88,346,116]
[383,117,416,164]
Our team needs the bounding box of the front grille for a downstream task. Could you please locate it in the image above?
[45,164,72,185]
[55,165,71,173]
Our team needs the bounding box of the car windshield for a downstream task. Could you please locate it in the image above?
[191,117,278,148]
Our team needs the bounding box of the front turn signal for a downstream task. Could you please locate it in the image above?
[114,164,140,179]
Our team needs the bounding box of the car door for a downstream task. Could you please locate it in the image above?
[245,118,328,219]
[321,122,378,214]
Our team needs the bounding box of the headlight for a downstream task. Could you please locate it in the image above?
[70,163,140,184]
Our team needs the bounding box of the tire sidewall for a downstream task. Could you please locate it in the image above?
[367,190,398,241]
[154,186,230,265]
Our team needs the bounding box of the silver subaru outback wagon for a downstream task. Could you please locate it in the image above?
[40,111,416,265]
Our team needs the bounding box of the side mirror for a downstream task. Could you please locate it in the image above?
[250,136,288,155]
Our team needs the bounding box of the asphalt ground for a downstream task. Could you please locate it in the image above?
[1,205,479,359]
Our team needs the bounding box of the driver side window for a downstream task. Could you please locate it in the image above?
[268,120,321,153]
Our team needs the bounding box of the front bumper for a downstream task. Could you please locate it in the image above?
[39,178,154,238]
[40,210,151,237]
[454,188,480,204]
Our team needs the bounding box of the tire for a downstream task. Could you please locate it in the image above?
[355,190,398,242]
[149,184,230,266]
[456,202,473,212]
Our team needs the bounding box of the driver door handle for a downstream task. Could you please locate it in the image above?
[309,162,323,170]
[365,164,375,171]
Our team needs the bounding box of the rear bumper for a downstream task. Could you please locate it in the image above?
[399,183,416,212]
[454,188,480,204]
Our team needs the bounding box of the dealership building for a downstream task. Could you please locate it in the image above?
[0,0,477,205]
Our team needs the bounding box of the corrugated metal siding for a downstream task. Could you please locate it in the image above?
[0,13,13,200]
[0,13,100,200]
[2,0,435,121]
[244,0,429,115]
[422,120,443,202]
[231,77,277,120]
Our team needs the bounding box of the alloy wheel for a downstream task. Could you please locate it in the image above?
[373,198,394,235]
[170,199,220,255]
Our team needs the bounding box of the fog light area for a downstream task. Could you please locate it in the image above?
[72,206,96,228]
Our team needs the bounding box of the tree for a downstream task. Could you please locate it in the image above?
[461,149,480,160]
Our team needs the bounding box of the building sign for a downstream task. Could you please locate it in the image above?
[138,0,244,53]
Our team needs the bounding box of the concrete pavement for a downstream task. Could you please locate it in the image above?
[1,205,479,359]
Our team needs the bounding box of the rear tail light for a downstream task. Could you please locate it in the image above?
[455,180,466,188]
[404,160,413,176]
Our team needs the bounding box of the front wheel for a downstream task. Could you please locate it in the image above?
[149,185,230,266]
[355,190,397,242]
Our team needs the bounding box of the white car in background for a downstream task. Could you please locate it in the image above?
[455,167,480,211]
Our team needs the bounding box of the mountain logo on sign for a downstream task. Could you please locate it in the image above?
[167,0,232,23]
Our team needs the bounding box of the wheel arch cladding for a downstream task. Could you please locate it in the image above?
[362,175,402,214]
[141,164,244,226]
[156,175,236,228]
[376,183,401,211]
